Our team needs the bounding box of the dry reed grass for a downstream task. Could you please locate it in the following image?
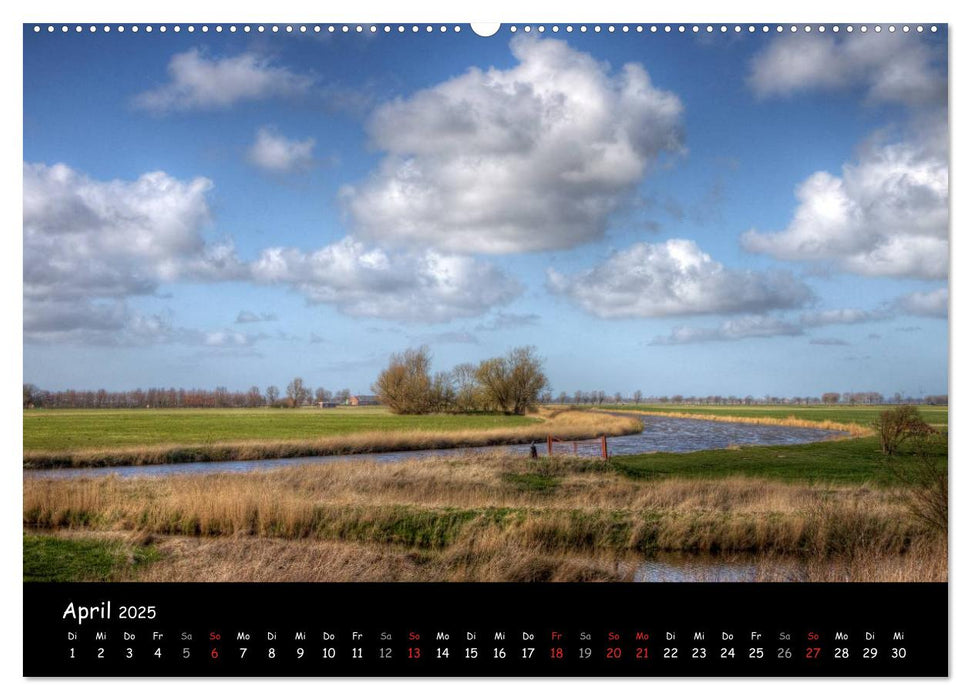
[24,451,937,565]
[24,409,642,469]
[607,409,872,437]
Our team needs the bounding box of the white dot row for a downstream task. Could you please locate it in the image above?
[31,24,940,35]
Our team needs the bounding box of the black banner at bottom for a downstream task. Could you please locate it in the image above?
[24,582,947,677]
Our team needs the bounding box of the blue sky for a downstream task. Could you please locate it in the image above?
[23,25,949,398]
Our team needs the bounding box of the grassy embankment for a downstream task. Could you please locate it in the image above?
[23,406,642,469]
[24,404,947,583]
[600,404,946,485]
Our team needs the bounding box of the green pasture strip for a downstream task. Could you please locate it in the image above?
[24,407,538,451]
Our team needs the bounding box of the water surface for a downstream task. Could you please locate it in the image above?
[634,553,806,582]
[25,414,842,479]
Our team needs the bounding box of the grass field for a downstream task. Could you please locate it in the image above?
[23,407,642,469]
[23,406,537,451]
[610,435,945,485]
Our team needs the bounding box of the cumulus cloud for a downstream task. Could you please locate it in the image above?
[236,310,278,324]
[895,287,948,318]
[23,299,265,348]
[650,316,804,345]
[546,239,812,318]
[247,127,316,173]
[342,36,684,254]
[133,49,315,113]
[748,33,946,106]
[740,130,948,279]
[250,237,521,322]
[25,161,518,345]
[24,162,244,298]
[23,162,250,345]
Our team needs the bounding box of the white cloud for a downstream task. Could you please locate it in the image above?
[25,162,517,345]
[748,33,946,106]
[23,300,214,347]
[236,310,278,324]
[341,36,684,254]
[25,299,270,348]
[650,316,804,345]
[23,162,243,296]
[475,312,541,332]
[250,237,521,322]
[800,308,892,327]
[546,239,812,318]
[895,287,948,318]
[133,49,314,113]
[202,330,266,347]
[409,331,480,345]
[740,131,948,279]
[247,127,316,173]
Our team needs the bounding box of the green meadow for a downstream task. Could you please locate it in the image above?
[23,406,537,452]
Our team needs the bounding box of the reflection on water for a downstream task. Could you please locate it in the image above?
[634,553,806,583]
[25,414,843,480]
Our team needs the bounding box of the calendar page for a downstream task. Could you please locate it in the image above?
[22,19,948,677]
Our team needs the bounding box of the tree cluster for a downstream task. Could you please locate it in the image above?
[372,346,549,415]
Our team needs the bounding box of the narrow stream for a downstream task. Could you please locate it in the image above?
[633,553,807,582]
[24,414,842,479]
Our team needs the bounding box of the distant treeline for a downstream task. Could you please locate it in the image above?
[22,382,353,410]
[561,391,948,407]
[23,381,947,410]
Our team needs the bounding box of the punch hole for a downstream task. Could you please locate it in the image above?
[470,22,502,37]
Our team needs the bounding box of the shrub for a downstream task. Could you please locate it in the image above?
[874,405,932,456]
[890,430,948,535]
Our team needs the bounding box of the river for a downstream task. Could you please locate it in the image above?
[24,414,842,479]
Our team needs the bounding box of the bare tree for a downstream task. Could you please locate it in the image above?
[430,371,456,412]
[23,383,38,409]
[633,390,643,404]
[451,363,480,412]
[373,346,433,414]
[246,386,264,408]
[476,346,548,415]
[266,385,279,406]
[286,377,308,408]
